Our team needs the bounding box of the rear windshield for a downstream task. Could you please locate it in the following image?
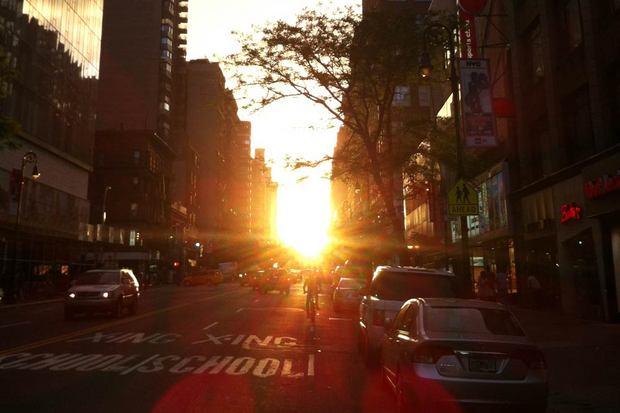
[75,271,119,285]
[338,278,366,289]
[424,307,525,336]
[371,271,456,301]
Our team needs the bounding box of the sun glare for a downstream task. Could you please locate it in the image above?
[277,177,331,259]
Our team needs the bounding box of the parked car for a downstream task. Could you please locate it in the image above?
[258,269,292,294]
[381,298,548,413]
[333,277,366,313]
[182,269,223,286]
[65,269,140,320]
[358,266,457,365]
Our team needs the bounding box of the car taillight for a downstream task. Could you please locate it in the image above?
[412,344,453,364]
[372,309,385,326]
[512,349,546,370]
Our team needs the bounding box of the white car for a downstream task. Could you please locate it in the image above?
[65,269,140,320]
[358,266,457,366]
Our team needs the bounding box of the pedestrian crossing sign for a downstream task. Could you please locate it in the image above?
[447,179,479,216]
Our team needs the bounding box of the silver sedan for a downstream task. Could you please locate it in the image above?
[381,298,548,413]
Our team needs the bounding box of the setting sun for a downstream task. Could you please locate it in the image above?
[277,176,331,259]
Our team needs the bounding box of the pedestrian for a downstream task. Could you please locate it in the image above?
[527,274,543,309]
[496,267,509,303]
[477,265,496,301]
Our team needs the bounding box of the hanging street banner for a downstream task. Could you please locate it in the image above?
[459,59,498,148]
[448,179,479,216]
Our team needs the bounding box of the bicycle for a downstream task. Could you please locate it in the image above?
[306,291,317,324]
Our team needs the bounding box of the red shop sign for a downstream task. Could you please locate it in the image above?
[560,203,582,224]
[583,170,620,199]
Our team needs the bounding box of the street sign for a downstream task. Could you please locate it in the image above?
[448,179,479,216]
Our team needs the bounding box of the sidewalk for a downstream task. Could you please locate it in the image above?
[511,307,620,413]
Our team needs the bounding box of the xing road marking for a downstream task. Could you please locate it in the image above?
[0,289,240,357]
[203,322,219,331]
[0,321,32,329]
[0,352,314,378]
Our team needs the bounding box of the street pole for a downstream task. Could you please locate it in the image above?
[421,24,472,294]
[9,151,40,303]
[102,186,111,224]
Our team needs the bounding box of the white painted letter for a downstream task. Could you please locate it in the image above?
[169,356,207,374]
[225,357,255,375]
[253,358,280,378]
[193,356,234,374]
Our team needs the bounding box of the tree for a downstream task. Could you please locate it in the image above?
[229,6,454,259]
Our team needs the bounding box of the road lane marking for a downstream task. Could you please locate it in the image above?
[307,354,315,376]
[236,308,244,313]
[0,321,32,329]
[203,322,218,331]
[0,289,240,357]
[328,317,352,321]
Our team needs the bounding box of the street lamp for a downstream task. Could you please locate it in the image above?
[102,186,112,224]
[8,151,41,303]
[420,23,473,294]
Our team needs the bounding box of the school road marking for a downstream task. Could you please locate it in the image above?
[0,289,240,357]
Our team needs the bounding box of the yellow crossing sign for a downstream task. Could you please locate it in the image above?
[447,179,479,216]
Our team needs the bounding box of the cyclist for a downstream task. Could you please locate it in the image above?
[303,271,321,319]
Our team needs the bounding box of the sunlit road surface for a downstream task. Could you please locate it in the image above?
[0,282,392,413]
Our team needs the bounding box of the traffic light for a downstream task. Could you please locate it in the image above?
[173,261,180,268]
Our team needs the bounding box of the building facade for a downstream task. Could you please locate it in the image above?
[507,0,620,321]
[0,1,105,299]
[92,0,190,277]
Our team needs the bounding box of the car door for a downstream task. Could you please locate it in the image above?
[383,303,411,382]
[398,303,419,393]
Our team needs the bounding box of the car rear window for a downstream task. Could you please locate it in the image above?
[75,271,119,285]
[370,271,456,301]
[338,278,365,289]
[424,307,525,336]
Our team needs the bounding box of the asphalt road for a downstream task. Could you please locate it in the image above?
[0,282,393,413]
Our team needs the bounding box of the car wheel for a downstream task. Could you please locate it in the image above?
[113,299,124,318]
[64,307,74,321]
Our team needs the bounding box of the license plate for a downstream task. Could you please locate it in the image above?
[468,358,497,373]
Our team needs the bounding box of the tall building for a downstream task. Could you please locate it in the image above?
[251,148,278,240]
[506,0,620,321]
[91,0,189,269]
[0,1,104,297]
[185,59,252,259]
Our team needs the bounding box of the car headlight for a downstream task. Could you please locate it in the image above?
[69,293,76,299]
[102,292,110,298]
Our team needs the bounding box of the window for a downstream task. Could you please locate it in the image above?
[130,203,138,216]
[424,307,525,336]
[563,0,583,51]
[393,85,411,107]
[133,151,141,165]
[562,87,594,163]
[132,177,139,185]
[614,0,620,12]
[527,22,544,83]
[371,272,457,301]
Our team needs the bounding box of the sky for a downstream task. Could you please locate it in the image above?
[187,0,359,254]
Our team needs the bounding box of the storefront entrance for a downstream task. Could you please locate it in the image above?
[562,229,603,320]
